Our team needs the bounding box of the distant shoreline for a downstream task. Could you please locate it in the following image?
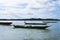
[0,18,59,21]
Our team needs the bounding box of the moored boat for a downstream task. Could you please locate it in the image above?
[13,21,50,29]
[0,22,12,25]
[13,25,49,29]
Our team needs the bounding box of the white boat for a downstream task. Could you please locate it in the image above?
[13,20,58,29]
[13,21,49,29]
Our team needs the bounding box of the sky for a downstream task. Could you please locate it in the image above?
[0,0,60,19]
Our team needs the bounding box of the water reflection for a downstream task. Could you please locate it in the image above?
[13,28,51,40]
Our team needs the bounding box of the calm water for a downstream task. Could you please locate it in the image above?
[0,22,60,40]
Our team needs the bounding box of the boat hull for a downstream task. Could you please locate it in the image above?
[13,25,49,29]
[0,22,12,25]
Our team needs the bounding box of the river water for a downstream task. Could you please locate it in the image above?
[0,21,60,40]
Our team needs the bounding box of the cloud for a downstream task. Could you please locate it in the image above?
[0,0,60,19]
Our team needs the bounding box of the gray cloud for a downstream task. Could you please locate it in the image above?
[0,0,60,19]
